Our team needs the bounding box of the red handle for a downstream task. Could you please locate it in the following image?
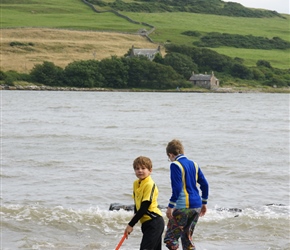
[115,233,126,250]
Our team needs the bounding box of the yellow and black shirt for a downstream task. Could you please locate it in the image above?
[128,175,162,226]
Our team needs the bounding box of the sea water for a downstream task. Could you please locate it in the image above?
[1,91,289,249]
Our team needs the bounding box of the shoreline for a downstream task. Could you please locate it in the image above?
[1,84,289,94]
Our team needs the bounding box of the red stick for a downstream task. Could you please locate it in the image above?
[115,233,126,250]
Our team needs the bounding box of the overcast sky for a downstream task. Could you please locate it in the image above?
[223,0,290,14]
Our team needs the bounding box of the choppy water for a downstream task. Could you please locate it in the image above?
[1,90,289,250]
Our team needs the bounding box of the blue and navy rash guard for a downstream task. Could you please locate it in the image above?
[168,154,209,209]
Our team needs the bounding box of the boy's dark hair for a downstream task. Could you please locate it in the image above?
[166,139,184,156]
[133,156,152,170]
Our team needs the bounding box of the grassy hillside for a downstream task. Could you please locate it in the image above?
[1,0,289,72]
[124,12,290,69]
[0,0,147,32]
[0,28,160,73]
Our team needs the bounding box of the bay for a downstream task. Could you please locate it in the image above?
[1,90,289,249]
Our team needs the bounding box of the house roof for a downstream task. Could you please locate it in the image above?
[189,74,212,81]
[130,45,161,61]
[132,48,160,57]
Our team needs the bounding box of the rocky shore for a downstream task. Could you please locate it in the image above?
[0,84,234,93]
[0,84,109,92]
[1,84,289,93]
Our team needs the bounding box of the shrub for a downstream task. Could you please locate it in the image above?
[10,41,34,47]
[63,60,104,88]
[30,61,64,86]
[256,60,272,68]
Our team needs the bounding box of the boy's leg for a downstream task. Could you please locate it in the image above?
[140,216,164,250]
[164,209,187,250]
[180,208,201,250]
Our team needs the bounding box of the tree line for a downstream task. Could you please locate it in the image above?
[165,44,289,87]
[1,45,289,89]
[181,32,290,50]
[87,0,283,18]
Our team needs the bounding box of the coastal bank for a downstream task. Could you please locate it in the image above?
[1,84,289,94]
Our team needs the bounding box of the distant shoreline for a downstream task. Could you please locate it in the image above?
[1,84,289,94]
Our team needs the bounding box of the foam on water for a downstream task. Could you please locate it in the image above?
[2,203,289,249]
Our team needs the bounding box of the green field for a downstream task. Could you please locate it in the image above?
[1,0,289,69]
[0,0,147,32]
[123,12,290,69]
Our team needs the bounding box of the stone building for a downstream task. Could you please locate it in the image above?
[130,45,161,61]
[189,71,219,89]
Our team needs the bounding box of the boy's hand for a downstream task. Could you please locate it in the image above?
[124,225,133,239]
[166,207,174,219]
[200,204,207,217]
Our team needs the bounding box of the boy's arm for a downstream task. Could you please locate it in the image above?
[200,204,207,217]
[168,164,182,208]
[197,169,209,204]
[128,201,151,227]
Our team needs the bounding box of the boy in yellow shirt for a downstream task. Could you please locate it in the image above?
[124,156,165,250]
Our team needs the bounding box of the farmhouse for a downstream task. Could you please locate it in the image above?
[189,71,219,89]
[130,45,161,61]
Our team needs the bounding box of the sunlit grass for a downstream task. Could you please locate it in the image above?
[0,28,159,72]
[123,12,290,68]
[0,1,147,32]
[213,48,290,69]
[123,12,290,42]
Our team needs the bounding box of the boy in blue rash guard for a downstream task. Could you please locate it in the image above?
[164,139,209,250]
[124,156,165,250]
